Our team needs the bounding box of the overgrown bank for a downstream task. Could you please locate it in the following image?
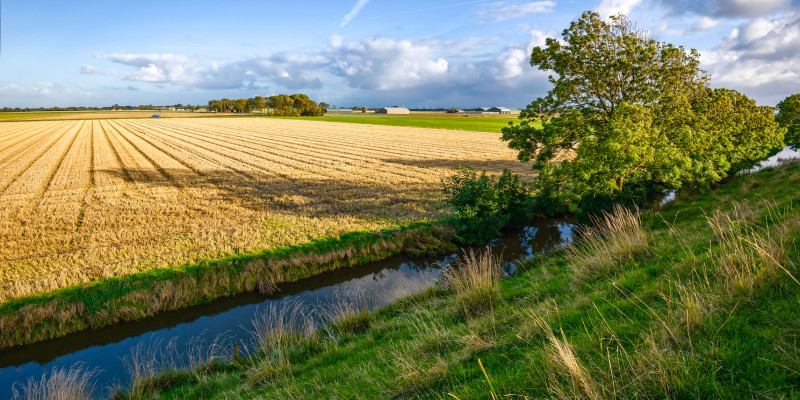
[0,223,456,351]
[108,160,800,399]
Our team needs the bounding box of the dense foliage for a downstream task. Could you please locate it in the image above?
[207,93,325,116]
[777,93,800,149]
[502,11,783,214]
[443,168,530,244]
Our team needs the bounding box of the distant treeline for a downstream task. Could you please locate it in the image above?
[0,104,201,112]
[207,94,326,116]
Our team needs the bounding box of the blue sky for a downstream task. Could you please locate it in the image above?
[1,0,798,108]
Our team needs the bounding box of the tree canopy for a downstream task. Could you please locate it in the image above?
[502,11,783,212]
[777,93,800,150]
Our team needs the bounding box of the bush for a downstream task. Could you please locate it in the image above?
[443,168,530,244]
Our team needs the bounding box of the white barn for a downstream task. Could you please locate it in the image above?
[377,107,410,115]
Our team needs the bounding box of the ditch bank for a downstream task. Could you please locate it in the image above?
[0,223,456,352]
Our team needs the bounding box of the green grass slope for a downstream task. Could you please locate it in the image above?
[118,161,800,399]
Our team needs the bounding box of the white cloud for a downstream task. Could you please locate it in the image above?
[341,0,371,27]
[329,38,450,91]
[477,1,556,23]
[659,0,790,18]
[596,0,644,18]
[0,82,98,107]
[703,11,800,104]
[329,35,344,48]
[692,16,720,30]
[80,65,98,74]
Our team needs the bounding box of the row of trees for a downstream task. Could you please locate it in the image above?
[0,104,203,112]
[207,94,326,116]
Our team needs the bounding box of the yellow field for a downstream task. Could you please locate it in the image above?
[0,118,533,301]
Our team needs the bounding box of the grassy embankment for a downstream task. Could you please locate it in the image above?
[0,223,456,351]
[283,114,529,133]
[112,160,800,399]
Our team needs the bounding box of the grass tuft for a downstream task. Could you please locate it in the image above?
[706,202,796,297]
[12,364,97,400]
[567,205,649,281]
[443,248,504,315]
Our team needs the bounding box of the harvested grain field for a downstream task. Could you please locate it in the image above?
[0,118,533,301]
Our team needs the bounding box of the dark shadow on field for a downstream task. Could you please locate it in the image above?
[94,168,445,217]
[380,158,530,173]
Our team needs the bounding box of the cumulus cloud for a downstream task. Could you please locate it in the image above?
[477,1,556,23]
[341,0,371,27]
[0,81,98,107]
[596,0,644,18]
[94,31,553,107]
[703,11,800,104]
[80,65,98,74]
[692,16,721,30]
[329,38,449,90]
[659,0,790,18]
[80,65,115,75]
[251,52,329,89]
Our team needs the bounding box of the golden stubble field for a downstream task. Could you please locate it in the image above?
[0,118,533,301]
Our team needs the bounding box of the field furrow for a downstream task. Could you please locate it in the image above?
[0,121,81,196]
[47,121,93,192]
[149,120,416,188]
[101,120,162,183]
[159,120,436,182]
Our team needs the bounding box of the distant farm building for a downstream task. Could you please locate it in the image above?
[488,107,511,114]
[463,107,513,115]
[327,108,354,114]
[377,107,410,115]
[464,108,499,115]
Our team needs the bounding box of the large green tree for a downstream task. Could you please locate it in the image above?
[777,93,800,149]
[502,11,783,211]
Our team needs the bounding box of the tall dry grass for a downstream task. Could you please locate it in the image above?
[245,301,317,386]
[12,364,97,400]
[120,333,233,398]
[249,301,316,354]
[706,202,798,297]
[443,248,504,315]
[533,315,601,400]
[567,205,649,281]
[529,310,674,400]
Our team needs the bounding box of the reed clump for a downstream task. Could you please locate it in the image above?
[706,202,797,298]
[567,205,649,281]
[444,248,504,315]
[12,364,97,400]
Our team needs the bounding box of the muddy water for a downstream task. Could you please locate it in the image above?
[0,219,574,399]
